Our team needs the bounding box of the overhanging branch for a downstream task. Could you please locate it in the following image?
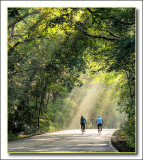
[77,26,120,41]
[9,63,62,75]
[8,10,40,29]
[8,37,49,53]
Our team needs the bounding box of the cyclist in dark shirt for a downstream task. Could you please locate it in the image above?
[80,116,86,132]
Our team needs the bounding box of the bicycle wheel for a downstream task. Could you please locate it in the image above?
[81,126,84,134]
[99,126,101,134]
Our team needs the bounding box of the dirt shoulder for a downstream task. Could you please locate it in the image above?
[111,129,135,152]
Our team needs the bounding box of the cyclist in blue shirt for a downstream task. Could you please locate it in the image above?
[96,116,103,133]
[80,116,86,132]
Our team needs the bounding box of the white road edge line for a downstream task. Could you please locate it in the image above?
[109,140,119,152]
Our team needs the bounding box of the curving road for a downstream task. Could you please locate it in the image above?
[8,129,118,153]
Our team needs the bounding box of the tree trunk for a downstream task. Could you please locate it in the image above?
[38,110,40,130]
[125,71,134,104]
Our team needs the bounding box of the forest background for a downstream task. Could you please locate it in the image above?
[7,7,136,149]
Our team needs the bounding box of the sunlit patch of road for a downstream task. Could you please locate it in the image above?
[8,129,118,153]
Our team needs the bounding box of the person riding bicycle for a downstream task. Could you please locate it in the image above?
[80,116,86,132]
[96,116,103,133]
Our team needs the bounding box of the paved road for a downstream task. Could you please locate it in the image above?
[8,129,118,153]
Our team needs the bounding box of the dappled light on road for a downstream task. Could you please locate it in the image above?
[8,129,118,153]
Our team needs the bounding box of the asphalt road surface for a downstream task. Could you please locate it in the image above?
[8,129,118,153]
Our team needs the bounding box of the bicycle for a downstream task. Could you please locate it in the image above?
[98,125,102,134]
[81,125,85,134]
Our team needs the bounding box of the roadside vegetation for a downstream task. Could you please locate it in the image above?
[111,129,135,152]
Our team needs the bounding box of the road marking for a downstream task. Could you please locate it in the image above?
[109,140,119,152]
